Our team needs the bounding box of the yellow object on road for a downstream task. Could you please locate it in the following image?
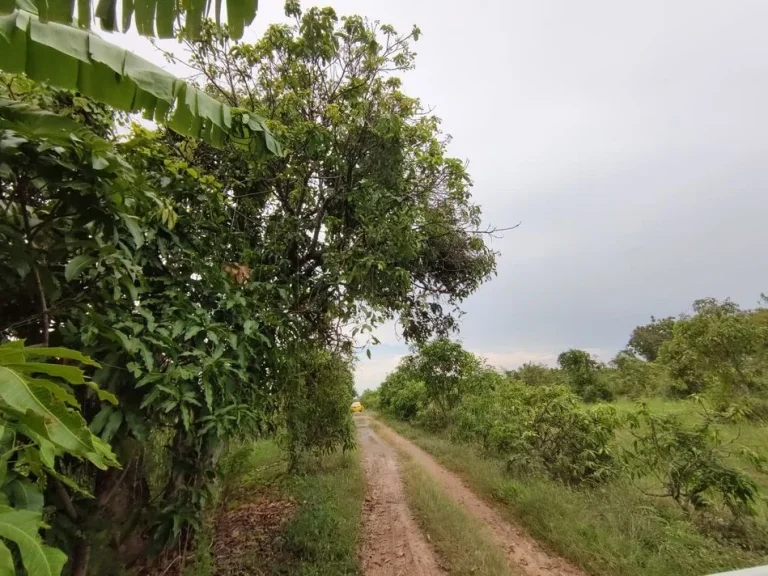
[350,401,363,413]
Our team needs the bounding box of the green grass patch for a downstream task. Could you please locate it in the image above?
[398,449,514,576]
[379,415,768,576]
[211,440,365,576]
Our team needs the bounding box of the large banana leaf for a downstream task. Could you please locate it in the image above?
[0,0,257,39]
[0,10,281,155]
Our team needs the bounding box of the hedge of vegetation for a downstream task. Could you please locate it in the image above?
[366,297,768,563]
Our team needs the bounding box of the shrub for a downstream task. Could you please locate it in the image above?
[506,362,563,387]
[608,351,674,398]
[622,404,759,517]
[557,349,613,402]
[452,392,498,451]
[416,403,452,431]
[282,348,356,469]
[379,373,426,421]
[359,389,380,410]
[456,383,620,485]
[411,338,484,415]
[659,298,768,399]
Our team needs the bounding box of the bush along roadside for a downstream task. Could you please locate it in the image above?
[372,337,768,575]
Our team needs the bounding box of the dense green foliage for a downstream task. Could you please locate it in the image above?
[1,0,258,40]
[281,347,356,469]
[0,3,495,573]
[373,295,768,564]
[384,416,768,576]
[454,383,618,485]
[358,388,380,411]
[628,316,675,361]
[0,341,117,576]
[558,348,613,402]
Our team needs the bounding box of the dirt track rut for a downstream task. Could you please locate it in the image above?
[357,414,586,576]
[356,414,445,576]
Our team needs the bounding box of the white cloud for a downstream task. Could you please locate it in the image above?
[354,349,405,394]
[475,348,612,370]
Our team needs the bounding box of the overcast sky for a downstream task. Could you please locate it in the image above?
[112,1,768,393]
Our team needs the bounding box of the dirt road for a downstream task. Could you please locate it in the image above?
[356,414,586,576]
[356,414,445,576]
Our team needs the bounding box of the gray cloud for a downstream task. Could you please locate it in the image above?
[353,0,768,392]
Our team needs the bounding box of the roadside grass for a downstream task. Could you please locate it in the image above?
[378,414,768,576]
[389,431,515,576]
[206,439,365,576]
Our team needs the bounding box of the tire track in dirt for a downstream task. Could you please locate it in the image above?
[372,418,587,576]
[356,414,445,576]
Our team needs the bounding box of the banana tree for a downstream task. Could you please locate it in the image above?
[0,0,258,39]
[0,0,280,155]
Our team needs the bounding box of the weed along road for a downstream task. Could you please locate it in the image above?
[355,413,585,576]
[356,413,445,576]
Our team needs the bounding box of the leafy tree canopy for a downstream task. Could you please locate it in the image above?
[627,316,676,361]
[177,3,497,343]
[659,298,768,399]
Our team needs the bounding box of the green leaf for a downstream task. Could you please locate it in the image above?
[2,0,258,39]
[154,0,172,37]
[0,509,67,576]
[0,340,25,364]
[85,381,118,405]
[112,330,138,353]
[100,409,122,442]
[24,347,99,367]
[91,155,108,169]
[121,0,132,31]
[366,348,371,360]
[64,254,96,281]
[8,480,43,512]
[120,212,144,248]
[184,325,203,341]
[171,319,185,338]
[203,380,212,410]
[44,466,92,497]
[0,366,99,459]
[133,0,156,36]
[136,373,163,388]
[0,15,280,154]
[89,406,112,435]
[0,539,14,576]
[6,362,84,384]
[94,0,116,30]
[24,377,78,408]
